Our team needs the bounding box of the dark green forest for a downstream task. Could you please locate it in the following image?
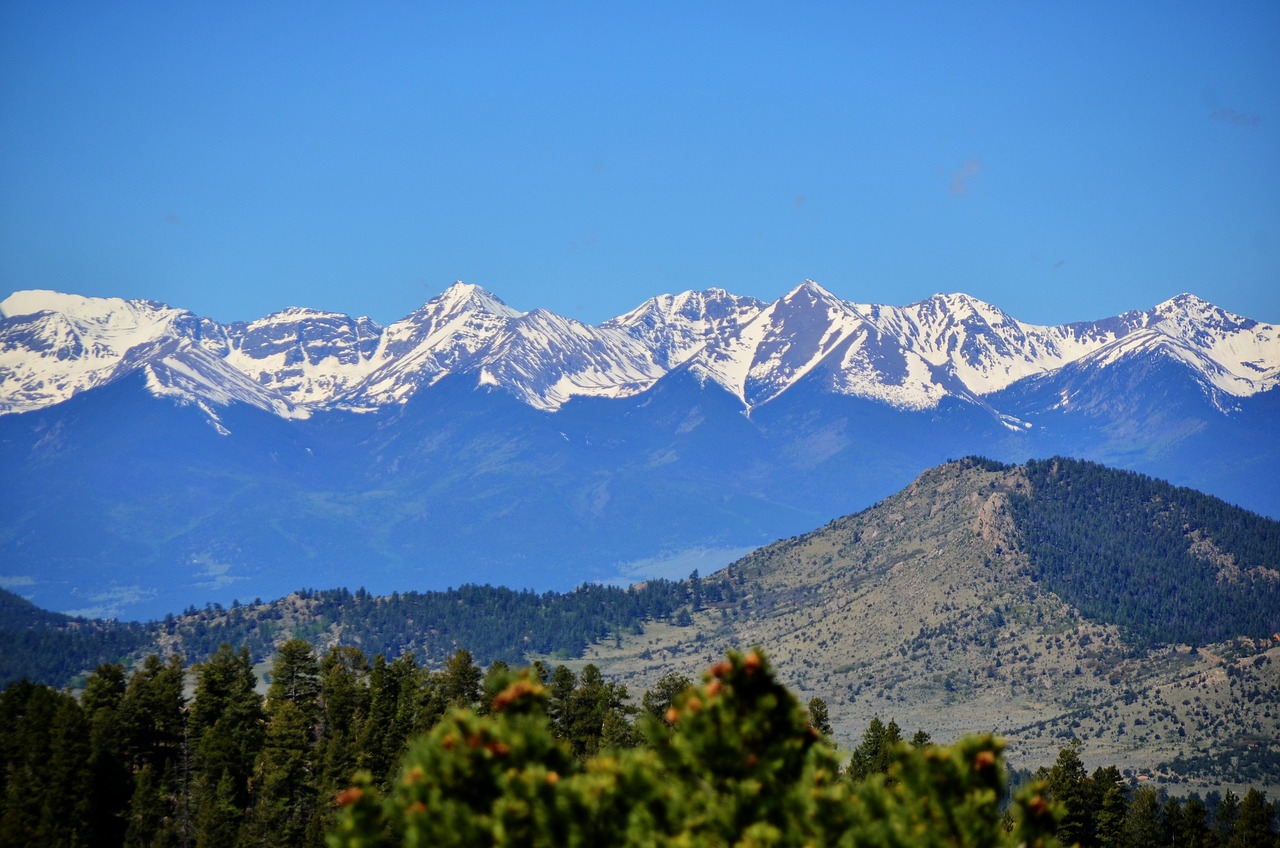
[1010,457,1280,647]
[3,644,1275,847]
[1,577,708,689]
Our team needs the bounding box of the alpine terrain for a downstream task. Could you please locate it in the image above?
[1,282,1277,620]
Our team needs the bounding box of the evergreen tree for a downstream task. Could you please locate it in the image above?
[122,763,177,848]
[563,664,634,759]
[1091,766,1127,848]
[640,671,691,722]
[244,700,316,846]
[1215,789,1241,846]
[1230,788,1276,848]
[547,664,577,738]
[357,653,420,784]
[119,654,186,774]
[1123,785,1162,848]
[82,663,131,847]
[1178,795,1212,848]
[194,770,241,848]
[807,696,833,737]
[265,639,321,716]
[439,648,482,709]
[1042,743,1093,847]
[190,644,264,847]
[243,641,322,846]
[846,716,902,782]
[306,647,370,848]
[40,695,93,847]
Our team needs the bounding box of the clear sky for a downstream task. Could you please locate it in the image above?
[2,3,1277,327]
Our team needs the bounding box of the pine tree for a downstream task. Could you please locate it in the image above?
[243,700,316,846]
[82,663,131,847]
[1092,766,1127,848]
[1215,789,1241,846]
[39,695,93,847]
[439,648,482,709]
[847,716,903,782]
[190,645,264,847]
[306,646,370,847]
[807,697,833,737]
[119,654,185,775]
[1123,785,1162,848]
[1042,743,1093,847]
[1230,788,1276,848]
[1178,795,1211,848]
[243,641,322,846]
[640,671,691,722]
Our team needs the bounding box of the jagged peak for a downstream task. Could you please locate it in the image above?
[1149,292,1248,324]
[1154,292,1213,312]
[781,279,841,303]
[423,281,519,318]
[917,291,1007,317]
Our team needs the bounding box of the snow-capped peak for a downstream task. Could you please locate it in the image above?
[2,283,1277,419]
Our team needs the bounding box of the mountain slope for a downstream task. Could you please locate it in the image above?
[583,457,1280,786]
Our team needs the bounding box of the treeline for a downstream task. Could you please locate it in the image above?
[0,589,149,686]
[0,640,706,847]
[3,575,717,689]
[1034,742,1278,848]
[1010,456,1280,647]
[5,640,1277,847]
[159,579,705,667]
[2,645,1062,848]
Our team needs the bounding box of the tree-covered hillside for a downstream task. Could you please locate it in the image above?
[0,589,147,686]
[2,579,702,689]
[1011,457,1280,647]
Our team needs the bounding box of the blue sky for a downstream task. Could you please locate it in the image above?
[2,3,1277,326]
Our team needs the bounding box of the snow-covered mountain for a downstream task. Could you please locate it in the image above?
[0,290,302,418]
[2,281,1276,421]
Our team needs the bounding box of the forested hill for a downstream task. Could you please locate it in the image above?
[1010,456,1280,647]
[0,589,147,686]
[1,580,700,688]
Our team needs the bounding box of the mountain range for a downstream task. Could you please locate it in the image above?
[2,282,1278,620]
[4,282,1277,417]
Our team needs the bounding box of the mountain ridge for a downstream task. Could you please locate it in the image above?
[4,282,1276,418]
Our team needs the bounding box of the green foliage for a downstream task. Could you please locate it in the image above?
[330,650,1061,848]
[846,716,903,783]
[3,577,692,691]
[807,696,833,738]
[0,588,149,689]
[1011,457,1280,647]
[3,644,1276,848]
